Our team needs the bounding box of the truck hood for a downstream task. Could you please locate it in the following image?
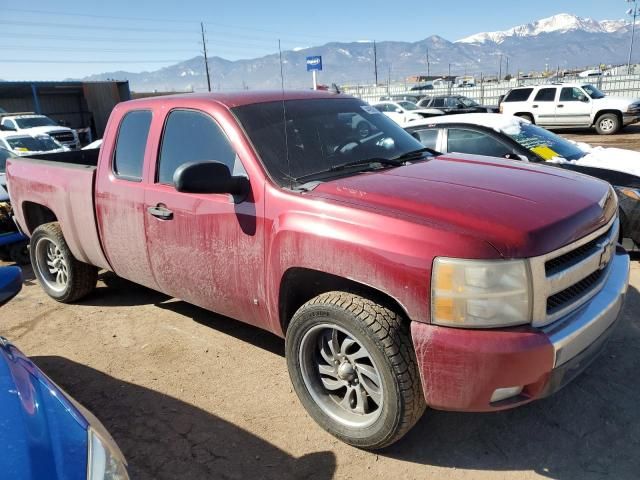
[594,96,639,110]
[21,126,72,135]
[310,153,613,258]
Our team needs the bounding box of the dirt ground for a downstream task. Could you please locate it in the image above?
[2,128,640,480]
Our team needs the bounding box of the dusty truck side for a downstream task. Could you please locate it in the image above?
[6,91,630,449]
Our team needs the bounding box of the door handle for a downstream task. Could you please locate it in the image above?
[147,205,173,220]
[557,104,564,108]
[532,105,539,108]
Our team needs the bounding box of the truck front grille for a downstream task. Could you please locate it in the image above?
[530,213,619,327]
[49,130,75,144]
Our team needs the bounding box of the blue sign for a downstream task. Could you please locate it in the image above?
[306,56,323,72]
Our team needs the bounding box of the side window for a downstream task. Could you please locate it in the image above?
[373,104,386,112]
[413,129,439,150]
[113,110,152,181]
[534,88,557,102]
[503,88,534,102]
[446,98,459,108]
[432,99,444,108]
[447,129,511,157]
[158,110,238,185]
[560,87,586,102]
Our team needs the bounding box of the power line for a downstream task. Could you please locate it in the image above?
[0,20,197,34]
[0,59,186,64]
[0,45,198,54]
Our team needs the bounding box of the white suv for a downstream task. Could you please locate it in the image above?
[0,113,80,149]
[500,83,640,135]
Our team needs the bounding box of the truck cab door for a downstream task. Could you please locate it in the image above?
[143,109,264,324]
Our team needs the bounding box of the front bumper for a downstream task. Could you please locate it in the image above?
[411,247,630,412]
[622,113,640,126]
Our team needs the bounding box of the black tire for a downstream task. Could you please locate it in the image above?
[30,222,98,302]
[595,113,621,135]
[285,291,426,449]
[515,113,534,124]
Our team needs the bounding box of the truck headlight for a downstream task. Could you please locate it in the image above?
[87,428,129,480]
[617,187,640,201]
[431,258,531,328]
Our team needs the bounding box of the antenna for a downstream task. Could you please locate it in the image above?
[278,39,292,190]
[373,40,378,85]
[426,47,430,77]
[201,22,212,92]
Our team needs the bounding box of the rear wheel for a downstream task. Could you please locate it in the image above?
[595,113,621,135]
[285,291,426,449]
[515,113,534,124]
[30,222,98,302]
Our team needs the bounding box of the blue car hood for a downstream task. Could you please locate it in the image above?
[0,339,88,479]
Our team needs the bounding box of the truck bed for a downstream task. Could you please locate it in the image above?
[6,155,110,270]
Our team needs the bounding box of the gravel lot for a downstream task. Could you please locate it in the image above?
[2,127,640,480]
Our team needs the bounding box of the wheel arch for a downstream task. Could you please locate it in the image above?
[593,109,622,126]
[21,201,58,235]
[514,112,535,123]
[278,267,411,336]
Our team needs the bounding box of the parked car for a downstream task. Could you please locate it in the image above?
[373,100,444,124]
[417,95,498,114]
[409,84,434,92]
[0,148,29,264]
[6,91,629,449]
[0,266,129,479]
[378,94,424,103]
[0,131,67,157]
[404,113,640,249]
[0,113,80,149]
[500,83,640,134]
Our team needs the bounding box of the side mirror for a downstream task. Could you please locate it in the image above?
[0,266,22,307]
[173,161,250,202]
[395,108,403,113]
[580,95,590,103]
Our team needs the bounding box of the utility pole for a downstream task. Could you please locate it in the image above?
[505,56,509,77]
[499,54,503,80]
[448,63,451,77]
[373,40,379,85]
[627,0,639,74]
[426,48,430,77]
[201,22,211,92]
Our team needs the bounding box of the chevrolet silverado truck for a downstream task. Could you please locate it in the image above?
[6,91,630,449]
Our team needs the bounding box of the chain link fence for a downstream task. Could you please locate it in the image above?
[343,74,640,106]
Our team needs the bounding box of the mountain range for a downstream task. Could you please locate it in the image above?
[83,13,636,92]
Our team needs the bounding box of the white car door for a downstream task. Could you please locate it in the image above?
[530,87,559,126]
[555,87,592,126]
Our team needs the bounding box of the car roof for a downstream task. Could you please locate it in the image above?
[122,90,352,110]
[404,113,525,131]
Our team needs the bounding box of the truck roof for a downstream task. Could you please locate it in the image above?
[120,90,352,109]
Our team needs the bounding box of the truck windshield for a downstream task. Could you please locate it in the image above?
[232,98,426,186]
[504,122,585,161]
[15,116,59,128]
[7,136,61,153]
[581,84,605,99]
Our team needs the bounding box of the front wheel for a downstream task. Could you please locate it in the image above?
[30,222,98,303]
[595,113,621,135]
[285,292,426,449]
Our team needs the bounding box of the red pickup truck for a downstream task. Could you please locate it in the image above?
[6,91,630,449]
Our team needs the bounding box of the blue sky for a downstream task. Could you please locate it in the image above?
[0,0,628,80]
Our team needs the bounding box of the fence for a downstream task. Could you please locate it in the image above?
[342,73,640,105]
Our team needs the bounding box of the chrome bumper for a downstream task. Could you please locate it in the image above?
[623,113,640,126]
[542,247,630,368]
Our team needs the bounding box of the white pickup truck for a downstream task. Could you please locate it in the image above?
[500,83,640,135]
[0,113,80,149]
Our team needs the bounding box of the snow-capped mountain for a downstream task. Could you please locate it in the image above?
[457,13,628,44]
[81,13,635,91]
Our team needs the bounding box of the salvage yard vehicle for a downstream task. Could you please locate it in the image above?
[0,113,80,149]
[6,91,630,449]
[0,148,29,264]
[500,83,640,135]
[0,131,67,157]
[373,100,444,124]
[0,266,129,479]
[417,95,498,114]
[404,113,640,250]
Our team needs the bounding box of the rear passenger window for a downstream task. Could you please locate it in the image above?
[503,88,533,102]
[158,110,239,185]
[534,88,557,102]
[113,110,152,180]
[412,129,439,150]
[447,129,510,157]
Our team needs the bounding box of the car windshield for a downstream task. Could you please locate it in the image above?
[6,135,61,153]
[14,116,59,128]
[232,98,426,186]
[397,101,419,110]
[503,121,585,161]
[582,84,606,99]
[459,97,479,107]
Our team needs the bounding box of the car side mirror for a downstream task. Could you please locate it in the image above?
[0,266,22,307]
[395,108,403,113]
[173,161,250,202]
[579,95,589,103]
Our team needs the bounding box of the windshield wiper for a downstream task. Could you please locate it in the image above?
[393,146,441,160]
[294,158,405,183]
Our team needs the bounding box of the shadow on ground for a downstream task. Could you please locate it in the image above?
[34,356,336,480]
